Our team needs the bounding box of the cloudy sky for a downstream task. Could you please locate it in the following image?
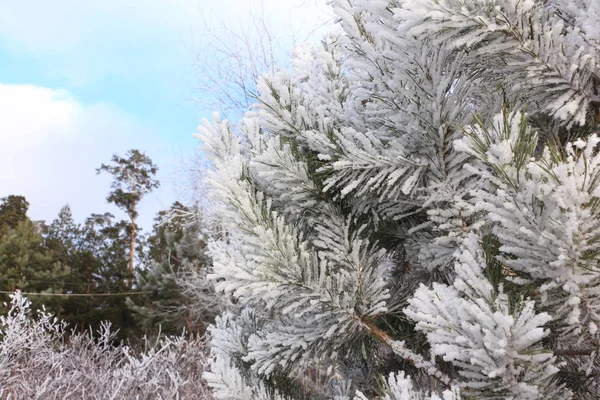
[0,0,330,231]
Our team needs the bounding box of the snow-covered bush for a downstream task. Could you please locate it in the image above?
[0,291,212,399]
[199,0,600,398]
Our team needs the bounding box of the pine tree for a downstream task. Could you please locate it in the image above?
[41,205,105,333]
[199,1,600,399]
[41,206,144,339]
[145,201,192,263]
[77,212,140,341]
[97,149,160,288]
[40,205,85,326]
[0,219,69,316]
[0,195,29,233]
[44,205,80,256]
[129,202,215,336]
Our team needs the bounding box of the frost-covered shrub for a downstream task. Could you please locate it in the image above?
[0,291,213,399]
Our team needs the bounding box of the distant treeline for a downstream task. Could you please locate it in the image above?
[0,149,213,343]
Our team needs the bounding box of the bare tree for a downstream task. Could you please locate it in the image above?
[190,0,332,121]
[191,7,282,120]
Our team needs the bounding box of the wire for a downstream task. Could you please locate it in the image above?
[0,291,153,297]
[0,278,103,286]
[0,277,124,287]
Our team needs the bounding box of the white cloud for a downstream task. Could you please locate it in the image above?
[0,85,81,139]
[0,83,178,230]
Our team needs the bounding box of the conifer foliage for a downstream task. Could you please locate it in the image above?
[129,202,216,336]
[200,1,600,398]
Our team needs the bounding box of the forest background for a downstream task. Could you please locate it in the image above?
[0,0,330,341]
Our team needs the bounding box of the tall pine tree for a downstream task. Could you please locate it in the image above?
[97,149,159,288]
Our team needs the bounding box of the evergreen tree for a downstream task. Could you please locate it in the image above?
[200,1,600,399]
[41,205,144,339]
[77,212,139,341]
[145,201,191,263]
[97,149,160,288]
[130,202,215,336]
[41,205,102,332]
[0,219,69,316]
[0,195,29,233]
[44,204,80,256]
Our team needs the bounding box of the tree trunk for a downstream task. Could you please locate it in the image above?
[82,268,92,333]
[127,204,135,289]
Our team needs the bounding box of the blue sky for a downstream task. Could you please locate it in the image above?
[0,0,330,231]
